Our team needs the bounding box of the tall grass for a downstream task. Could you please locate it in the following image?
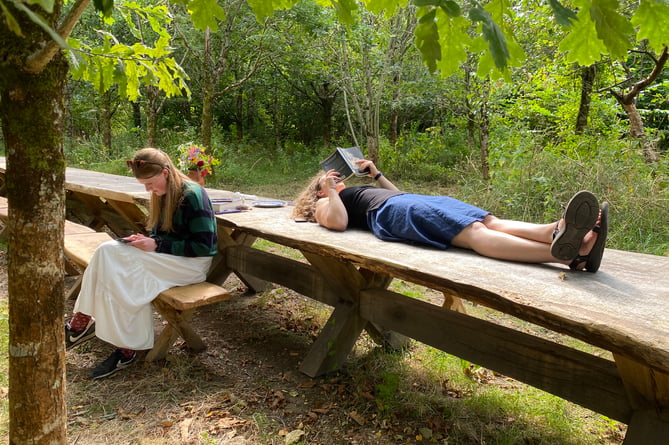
[63,128,668,256]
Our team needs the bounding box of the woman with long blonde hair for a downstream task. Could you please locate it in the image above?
[65,147,218,379]
[293,158,608,271]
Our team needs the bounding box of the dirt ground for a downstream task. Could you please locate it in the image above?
[0,248,626,444]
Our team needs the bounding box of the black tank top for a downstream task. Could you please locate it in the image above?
[339,185,405,229]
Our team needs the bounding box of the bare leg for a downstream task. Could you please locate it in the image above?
[452,217,599,266]
[481,215,556,244]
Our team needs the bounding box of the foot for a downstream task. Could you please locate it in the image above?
[65,319,96,349]
[568,227,599,271]
[90,349,136,380]
[551,191,599,260]
[569,201,609,273]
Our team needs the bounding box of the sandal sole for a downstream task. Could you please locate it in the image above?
[551,191,599,260]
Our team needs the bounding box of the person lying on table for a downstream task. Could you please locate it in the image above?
[292,159,608,272]
[65,147,218,379]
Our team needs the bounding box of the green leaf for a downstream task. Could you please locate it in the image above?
[632,0,669,53]
[248,0,299,21]
[332,0,359,25]
[188,0,226,31]
[0,0,23,37]
[364,0,406,16]
[547,0,578,27]
[440,0,460,17]
[93,0,115,17]
[590,0,634,60]
[558,7,608,65]
[413,0,440,6]
[24,0,54,13]
[469,6,509,70]
[415,9,440,73]
[435,14,470,76]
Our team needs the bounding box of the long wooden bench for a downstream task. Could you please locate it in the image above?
[60,230,231,360]
[0,195,229,360]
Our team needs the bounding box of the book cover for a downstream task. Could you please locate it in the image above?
[320,146,368,180]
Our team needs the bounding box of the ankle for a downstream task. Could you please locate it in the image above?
[68,312,92,332]
[118,348,135,359]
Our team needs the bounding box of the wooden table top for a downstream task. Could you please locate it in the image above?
[216,205,669,374]
[0,158,237,205]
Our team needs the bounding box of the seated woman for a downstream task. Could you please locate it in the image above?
[65,147,219,379]
[292,159,608,272]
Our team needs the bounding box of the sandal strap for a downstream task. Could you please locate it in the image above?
[569,255,589,270]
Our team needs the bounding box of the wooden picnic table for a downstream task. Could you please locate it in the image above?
[1,158,667,443]
[213,204,669,444]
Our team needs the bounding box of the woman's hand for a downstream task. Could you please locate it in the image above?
[125,234,158,252]
[324,169,341,188]
[356,159,378,178]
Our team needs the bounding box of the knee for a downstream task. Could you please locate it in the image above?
[481,214,500,229]
[452,221,488,249]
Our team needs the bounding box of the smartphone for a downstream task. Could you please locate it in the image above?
[115,237,131,243]
[294,218,308,223]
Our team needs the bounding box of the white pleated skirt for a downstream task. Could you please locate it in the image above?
[74,240,213,350]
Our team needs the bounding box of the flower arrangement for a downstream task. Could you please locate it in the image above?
[177,143,220,178]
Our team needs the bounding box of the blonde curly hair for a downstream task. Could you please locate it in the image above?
[291,172,325,222]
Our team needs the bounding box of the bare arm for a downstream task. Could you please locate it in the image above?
[314,170,349,231]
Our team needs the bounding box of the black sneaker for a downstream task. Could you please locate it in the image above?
[90,349,136,380]
[65,320,96,349]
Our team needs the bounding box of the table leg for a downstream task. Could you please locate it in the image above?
[615,354,669,443]
[214,226,270,292]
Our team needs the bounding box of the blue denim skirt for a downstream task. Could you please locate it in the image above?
[368,193,489,249]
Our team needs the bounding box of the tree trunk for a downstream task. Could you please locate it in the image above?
[145,85,160,147]
[101,89,112,152]
[479,100,490,181]
[0,4,68,443]
[621,101,659,163]
[201,27,214,149]
[389,73,400,147]
[609,46,667,163]
[132,100,142,128]
[575,64,596,134]
[236,90,244,140]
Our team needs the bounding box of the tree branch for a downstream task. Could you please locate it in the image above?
[623,45,668,102]
[25,0,91,73]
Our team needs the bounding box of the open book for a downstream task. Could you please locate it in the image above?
[320,146,369,180]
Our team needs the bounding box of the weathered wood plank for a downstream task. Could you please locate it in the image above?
[224,244,340,307]
[360,287,632,422]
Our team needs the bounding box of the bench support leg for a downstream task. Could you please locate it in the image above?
[147,299,205,361]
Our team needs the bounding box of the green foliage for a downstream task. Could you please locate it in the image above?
[381,126,467,182]
[633,0,669,53]
[66,2,189,101]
